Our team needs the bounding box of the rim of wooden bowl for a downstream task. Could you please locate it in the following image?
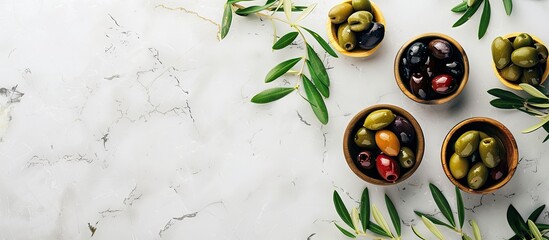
[326,0,385,58]
[394,33,469,105]
[491,32,549,90]
[440,117,519,194]
[343,104,425,185]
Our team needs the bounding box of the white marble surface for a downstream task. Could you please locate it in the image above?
[1,0,549,239]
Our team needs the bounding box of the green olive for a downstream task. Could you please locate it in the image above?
[352,0,372,11]
[499,64,522,82]
[328,3,354,24]
[454,130,480,157]
[449,153,469,179]
[347,11,373,32]
[492,37,513,69]
[535,43,548,63]
[467,162,489,190]
[520,67,542,86]
[363,109,395,130]
[478,131,489,140]
[398,146,415,168]
[479,137,501,168]
[337,24,356,51]
[513,33,534,49]
[511,47,540,68]
[354,127,376,149]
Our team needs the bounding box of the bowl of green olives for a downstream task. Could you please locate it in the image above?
[327,0,386,57]
[491,33,549,90]
[343,104,425,185]
[441,117,518,194]
[394,33,469,104]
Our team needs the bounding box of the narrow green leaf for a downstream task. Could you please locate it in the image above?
[429,183,456,228]
[527,98,549,104]
[235,1,276,15]
[272,32,298,50]
[507,204,527,238]
[470,219,482,240]
[456,186,465,228]
[295,3,316,23]
[306,44,330,87]
[521,83,549,99]
[411,225,427,240]
[537,224,549,231]
[453,0,483,27]
[302,75,328,124]
[543,134,549,143]
[302,27,338,58]
[385,194,401,236]
[522,116,549,133]
[530,220,544,240]
[306,60,329,98]
[333,191,354,229]
[227,0,253,4]
[372,205,393,237]
[490,99,523,109]
[503,0,512,15]
[517,108,542,117]
[478,0,491,39]
[421,216,445,240]
[265,57,301,83]
[221,3,233,39]
[452,1,468,12]
[360,188,370,232]
[528,205,546,222]
[334,223,356,238]
[414,211,454,229]
[251,87,294,103]
[264,0,276,4]
[368,222,392,238]
[487,88,524,101]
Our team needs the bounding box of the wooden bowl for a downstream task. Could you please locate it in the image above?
[343,104,425,185]
[326,0,385,58]
[491,33,549,90]
[441,117,518,194]
[394,33,469,104]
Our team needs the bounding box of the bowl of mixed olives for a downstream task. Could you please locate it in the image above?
[327,0,385,57]
[343,104,425,185]
[441,117,518,194]
[491,33,549,90]
[394,33,469,104]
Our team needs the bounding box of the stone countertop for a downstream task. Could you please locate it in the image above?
[1,0,549,239]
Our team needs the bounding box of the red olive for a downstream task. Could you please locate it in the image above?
[376,154,401,183]
[431,74,455,94]
[356,151,374,170]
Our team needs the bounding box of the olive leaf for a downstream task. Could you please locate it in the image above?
[412,225,428,240]
[306,60,329,98]
[301,27,338,58]
[372,205,393,237]
[368,222,392,237]
[507,204,528,238]
[478,0,491,39]
[456,186,465,228]
[522,115,549,133]
[221,3,233,39]
[251,87,294,103]
[385,194,401,236]
[283,0,292,22]
[272,32,299,50]
[360,188,370,232]
[452,1,468,13]
[463,234,474,240]
[265,57,302,83]
[521,83,549,99]
[470,219,482,240]
[528,205,546,222]
[235,1,277,15]
[503,0,513,15]
[490,99,523,109]
[306,44,330,87]
[528,220,543,240]
[227,0,254,4]
[414,211,454,229]
[335,223,356,238]
[272,5,308,12]
[302,75,328,124]
[295,3,316,23]
[487,88,524,101]
[453,0,483,27]
[422,216,445,240]
[333,190,353,229]
[429,183,456,228]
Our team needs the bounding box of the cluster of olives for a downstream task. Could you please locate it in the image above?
[353,109,417,183]
[449,131,507,190]
[328,0,385,51]
[399,38,464,100]
[492,33,548,85]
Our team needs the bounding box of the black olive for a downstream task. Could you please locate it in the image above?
[357,22,385,50]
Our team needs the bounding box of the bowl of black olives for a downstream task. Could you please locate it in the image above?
[343,104,424,185]
[491,33,549,90]
[394,33,469,104]
[441,117,518,194]
[327,0,385,57]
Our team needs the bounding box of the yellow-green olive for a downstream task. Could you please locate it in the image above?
[398,146,415,168]
[467,162,489,190]
[352,0,371,11]
[454,130,480,157]
[492,37,513,69]
[363,109,395,130]
[511,47,539,68]
[520,67,542,85]
[347,11,373,32]
[375,130,400,157]
[449,153,469,179]
[535,43,548,63]
[354,127,376,149]
[479,131,489,140]
[479,137,501,168]
[499,64,522,82]
[337,24,357,51]
[328,3,354,24]
[513,33,534,49]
